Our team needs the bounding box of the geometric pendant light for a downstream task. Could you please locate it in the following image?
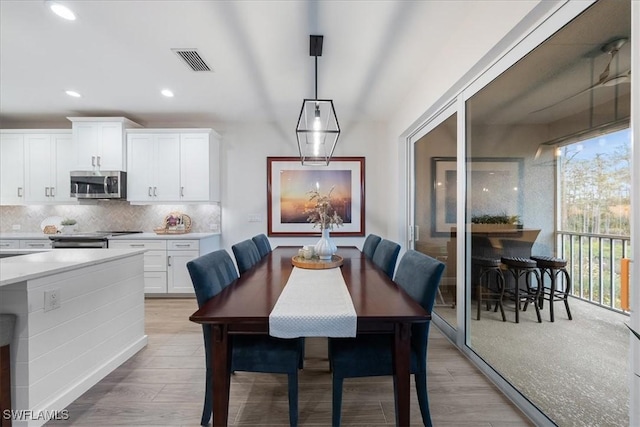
[295,35,340,166]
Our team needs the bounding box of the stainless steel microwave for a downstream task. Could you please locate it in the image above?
[70,170,127,199]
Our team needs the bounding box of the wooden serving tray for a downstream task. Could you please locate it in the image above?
[292,255,343,270]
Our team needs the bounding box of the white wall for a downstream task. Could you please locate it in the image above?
[217,120,392,253]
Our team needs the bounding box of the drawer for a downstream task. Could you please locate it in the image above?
[110,240,167,250]
[19,240,52,249]
[144,250,167,272]
[0,240,19,249]
[168,240,199,251]
[144,271,168,293]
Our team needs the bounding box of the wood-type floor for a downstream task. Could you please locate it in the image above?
[47,299,532,426]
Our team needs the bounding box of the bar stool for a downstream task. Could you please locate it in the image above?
[531,256,573,322]
[500,257,542,323]
[1,314,16,427]
[472,256,506,321]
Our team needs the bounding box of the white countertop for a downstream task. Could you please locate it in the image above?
[0,232,220,240]
[0,248,146,286]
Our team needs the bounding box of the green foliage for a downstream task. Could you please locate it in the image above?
[471,214,521,225]
[61,218,77,226]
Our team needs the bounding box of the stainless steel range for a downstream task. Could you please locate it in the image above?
[49,231,143,249]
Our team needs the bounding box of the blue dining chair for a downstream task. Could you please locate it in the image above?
[362,234,382,259]
[231,239,262,274]
[328,250,445,427]
[371,239,401,278]
[187,249,303,426]
[252,233,272,258]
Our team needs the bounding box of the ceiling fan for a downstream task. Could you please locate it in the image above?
[531,38,630,114]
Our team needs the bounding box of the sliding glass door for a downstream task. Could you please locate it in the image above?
[410,106,458,333]
[408,0,633,424]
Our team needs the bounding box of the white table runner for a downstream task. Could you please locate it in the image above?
[269,266,357,338]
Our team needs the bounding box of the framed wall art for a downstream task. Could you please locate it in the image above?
[431,157,524,236]
[267,156,365,236]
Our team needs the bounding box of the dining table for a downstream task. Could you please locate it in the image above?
[189,246,431,426]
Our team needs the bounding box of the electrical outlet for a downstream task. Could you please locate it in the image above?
[12,224,21,230]
[44,289,61,312]
[248,214,262,223]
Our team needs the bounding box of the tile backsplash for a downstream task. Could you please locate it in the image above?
[0,201,221,233]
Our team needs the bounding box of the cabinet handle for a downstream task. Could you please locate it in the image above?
[181,186,184,197]
[130,244,145,247]
[148,187,152,197]
[0,243,10,247]
[92,156,96,167]
[153,187,157,197]
[28,243,45,247]
[45,187,50,197]
[175,244,190,248]
[50,187,55,197]
[97,156,101,167]
[167,256,171,267]
[17,187,23,197]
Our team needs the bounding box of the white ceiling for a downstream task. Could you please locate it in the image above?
[0,0,542,130]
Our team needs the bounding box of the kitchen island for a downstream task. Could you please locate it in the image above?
[0,249,147,426]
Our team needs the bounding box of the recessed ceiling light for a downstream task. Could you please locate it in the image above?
[65,90,81,98]
[161,89,174,98]
[46,1,76,21]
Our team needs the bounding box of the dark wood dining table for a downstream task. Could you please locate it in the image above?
[189,246,430,426]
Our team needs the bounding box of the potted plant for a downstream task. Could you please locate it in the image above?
[470,213,522,232]
[60,218,77,234]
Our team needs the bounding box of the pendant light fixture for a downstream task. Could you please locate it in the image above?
[296,35,340,166]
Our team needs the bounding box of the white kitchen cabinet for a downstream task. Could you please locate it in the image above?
[68,117,141,171]
[126,128,220,203]
[110,237,217,295]
[19,239,52,249]
[0,239,19,249]
[127,133,181,202]
[0,132,25,205]
[109,239,168,293]
[180,133,219,202]
[167,240,199,294]
[24,132,75,203]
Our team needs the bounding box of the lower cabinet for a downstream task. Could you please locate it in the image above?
[167,248,199,293]
[110,238,206,295]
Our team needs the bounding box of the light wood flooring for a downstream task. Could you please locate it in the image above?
[47,299,533,426]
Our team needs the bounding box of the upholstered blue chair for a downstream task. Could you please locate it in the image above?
[187,249,302,426]
[362,234,382,259]
[252,233,272,258]
[231,239,262,274]
[371,239,401,278]
[328,250,445,427]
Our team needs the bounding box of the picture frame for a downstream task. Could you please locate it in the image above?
[431,157,524,237]
[267,156,365,236]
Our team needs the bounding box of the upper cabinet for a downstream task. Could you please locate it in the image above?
[0,130,75,206]
[0,132,25,205]
[24,132,75,204]
[68,117,141,171]
[127,129,220,203]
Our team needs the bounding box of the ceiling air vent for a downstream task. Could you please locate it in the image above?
[171,48,212,72]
